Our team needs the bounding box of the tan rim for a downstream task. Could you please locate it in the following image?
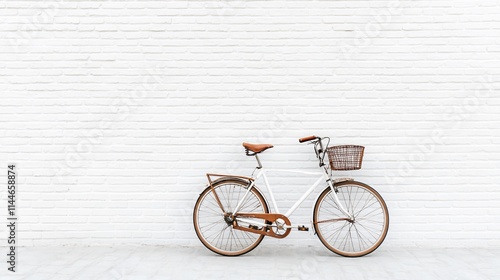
[193,180,269,256]
[313,181,389,257]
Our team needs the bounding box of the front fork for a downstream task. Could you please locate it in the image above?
[325,172,354,220]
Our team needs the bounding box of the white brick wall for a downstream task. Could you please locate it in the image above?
[1,1,499,248]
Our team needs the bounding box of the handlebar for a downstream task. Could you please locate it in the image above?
[299,135,330,168]
[299,135,318,143]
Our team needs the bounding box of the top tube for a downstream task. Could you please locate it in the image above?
[258,169,323,176]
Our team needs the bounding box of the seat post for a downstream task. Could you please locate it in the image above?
[255,154,263,169]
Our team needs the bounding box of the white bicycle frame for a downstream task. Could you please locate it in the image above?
[232,166,353,229]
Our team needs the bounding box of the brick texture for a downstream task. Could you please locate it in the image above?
[1,1,499,248]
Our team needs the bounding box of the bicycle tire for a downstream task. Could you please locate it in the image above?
[313,181,389,257]
[193,179,269,256]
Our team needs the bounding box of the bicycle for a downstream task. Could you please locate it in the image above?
[193,135,389,257]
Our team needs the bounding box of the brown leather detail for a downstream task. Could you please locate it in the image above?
[299,135,317,143]
[242,142,274,153]
[233,213,291,239]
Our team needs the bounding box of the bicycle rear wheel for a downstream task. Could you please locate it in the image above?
[313,181,389,257]
[193,179,269,256]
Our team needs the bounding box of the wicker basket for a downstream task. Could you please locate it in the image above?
[327,145,365,171]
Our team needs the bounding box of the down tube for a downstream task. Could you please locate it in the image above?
[284,176,325,217]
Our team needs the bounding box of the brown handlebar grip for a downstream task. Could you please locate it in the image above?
[299,135,317,143]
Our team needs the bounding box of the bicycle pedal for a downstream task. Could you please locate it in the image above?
[297,225,309,231]
[249,225,260,230]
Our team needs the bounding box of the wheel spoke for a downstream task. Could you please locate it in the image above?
[194,182,268,256]
[314,183,388,257]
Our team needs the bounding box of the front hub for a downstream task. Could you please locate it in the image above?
[223,212,234,225]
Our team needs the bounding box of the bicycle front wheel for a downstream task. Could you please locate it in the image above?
[313,181,389,257]
[193,179,269,256]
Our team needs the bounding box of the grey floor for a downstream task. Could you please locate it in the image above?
[1,246,499,280]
